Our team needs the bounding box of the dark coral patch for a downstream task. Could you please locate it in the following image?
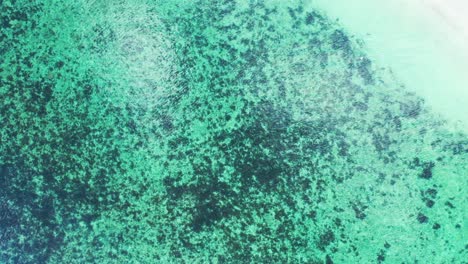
[419,161,435,179]
[417,213,428,224]
[317,230,335,251]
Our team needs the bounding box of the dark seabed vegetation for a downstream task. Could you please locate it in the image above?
[1,0,467,263]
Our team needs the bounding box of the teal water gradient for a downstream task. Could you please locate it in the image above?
[0,0,466,263]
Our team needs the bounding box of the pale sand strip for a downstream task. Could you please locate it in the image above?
[417,0,468,131]
[422,0,468,46]
[310,0,468,131]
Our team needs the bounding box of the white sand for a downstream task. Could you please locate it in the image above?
[421,0,468,62]
[310,0,468,132]
[424,0,468,41]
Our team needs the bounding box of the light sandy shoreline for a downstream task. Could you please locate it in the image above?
[422,0,468,57]
[311,0,468,132]
[424,0,468,41]
[408,0,468,131]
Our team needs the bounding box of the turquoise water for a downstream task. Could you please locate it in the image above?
[1,0,467,263]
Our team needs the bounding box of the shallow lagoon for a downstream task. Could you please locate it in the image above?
[0,1,467,263]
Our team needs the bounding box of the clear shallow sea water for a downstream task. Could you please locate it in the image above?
[1,0,467,263]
